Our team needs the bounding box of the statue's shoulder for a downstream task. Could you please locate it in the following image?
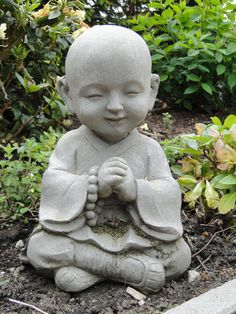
[137,131,162,152]
[56,127,85,148]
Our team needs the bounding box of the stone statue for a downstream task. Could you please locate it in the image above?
[26,25,191,294]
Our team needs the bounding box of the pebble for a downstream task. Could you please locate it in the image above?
[15,240,24,249]
[188,270,201,283]
[232,239,236,246]
[138,299,145,306]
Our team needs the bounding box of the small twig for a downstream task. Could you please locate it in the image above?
[195,254,212,271]
[182,210,189,219]
[203,148,217,168]
[8,298,49,314]
[192,226,232,258]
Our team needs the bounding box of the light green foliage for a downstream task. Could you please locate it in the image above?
[162,114,236,216]
[162,112,173,130]
[0,0,85,140]
[0,128,62,221]
[130,0,236,112]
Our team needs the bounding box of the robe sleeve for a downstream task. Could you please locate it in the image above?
[39,131,88,233]
[129,138,183,242]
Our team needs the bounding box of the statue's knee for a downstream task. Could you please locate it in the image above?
[27,232,51,269]
[27,231,75,271]
[166,239,191,280]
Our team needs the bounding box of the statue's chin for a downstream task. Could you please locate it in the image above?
[92,130,129,144]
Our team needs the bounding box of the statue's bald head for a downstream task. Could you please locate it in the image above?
[65,25,152,86]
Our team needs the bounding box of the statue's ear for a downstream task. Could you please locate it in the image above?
[56,76,75,113]
[149,74,160,111]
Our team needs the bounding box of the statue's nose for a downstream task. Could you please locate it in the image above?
[106,94,123,112]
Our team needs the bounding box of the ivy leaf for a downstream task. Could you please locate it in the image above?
[201,83,212,95]
[218,192,236,214]
[205,180,219,209]
[216,64,226,76]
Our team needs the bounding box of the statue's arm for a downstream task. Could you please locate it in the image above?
[129,139,183,242]
[39,132,88,233]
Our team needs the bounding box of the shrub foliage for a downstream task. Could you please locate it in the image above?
[162,114,236,218]
[0,128,61,221]
[0,0,86,141]
[131,0,236,112]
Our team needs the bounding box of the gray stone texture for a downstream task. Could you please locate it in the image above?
[164,279,236,314]
[26,25,191,293]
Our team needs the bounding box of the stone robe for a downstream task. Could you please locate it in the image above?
[38,126,183,253]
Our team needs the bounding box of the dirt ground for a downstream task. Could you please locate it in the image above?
[1,109,236,314]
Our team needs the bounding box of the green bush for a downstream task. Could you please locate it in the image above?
[0,0,86,141]
[131,0,236,112]
[162,114,236,219]
[83,0,150,26]
[0,128,62,221]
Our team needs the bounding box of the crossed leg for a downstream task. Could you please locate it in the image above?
[27,230,190,293]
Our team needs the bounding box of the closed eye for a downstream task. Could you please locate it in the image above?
[126,91,140,96]
[86,94,103,99]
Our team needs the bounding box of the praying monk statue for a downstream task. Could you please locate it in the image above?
[26,25,191,294]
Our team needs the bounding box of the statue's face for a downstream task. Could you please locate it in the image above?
[68,53,152,143]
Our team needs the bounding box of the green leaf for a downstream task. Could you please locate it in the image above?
[197,65,210,73]
[205,180,219,209]
[219,174,236,185]
[227,42,236,54]
[184,180,205,203]
[15,73,25,87]
[216,64,226,76]
[224,114,236,128]
[160,74,168,82]
[187,49,199,57]
[184,85,198,95]
[228,73,236,89]
[215,52,223,63]
[201,83,212,95]
[178,175,198,185]
[48,11,61,20]
[182,137,198,150]
[211,116,222,126]
[186,74,200,82]
[218,192,236,214]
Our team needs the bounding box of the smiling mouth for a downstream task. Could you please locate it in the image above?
[105,116,125,121]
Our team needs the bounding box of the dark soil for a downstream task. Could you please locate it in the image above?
[1,110,236,314]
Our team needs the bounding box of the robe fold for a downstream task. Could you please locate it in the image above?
[39,126,183,253]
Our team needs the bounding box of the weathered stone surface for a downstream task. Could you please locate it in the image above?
[25,25,191,294]
[164,279,236,314]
